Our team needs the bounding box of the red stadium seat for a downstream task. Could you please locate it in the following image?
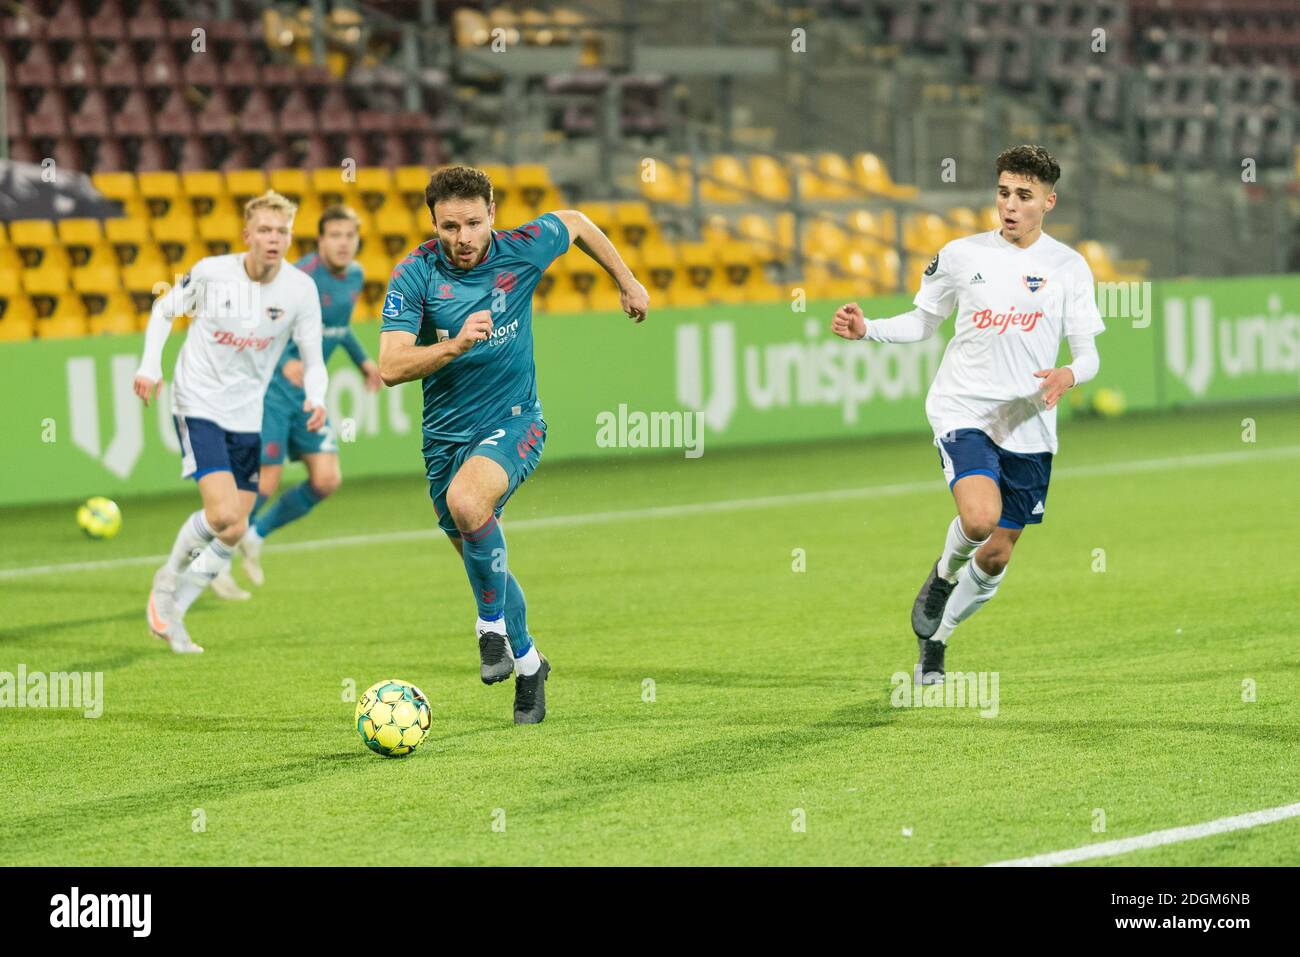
[111,90,155,138]
[69,89,113,138]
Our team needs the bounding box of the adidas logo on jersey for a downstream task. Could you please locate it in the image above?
[1031,500,1045,515]
[970,273,985,284]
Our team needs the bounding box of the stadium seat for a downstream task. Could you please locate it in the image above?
[639,156,691,205]
[747,155,791,201]
[815,153,858,200]
[396,166,433,211]
[56,220,105,267]
[851,152,919,199]
[225,169,271,206]
[703,155,749,203]
[511,163,552,207]
[138,171,184,219]
[181,171,230,217]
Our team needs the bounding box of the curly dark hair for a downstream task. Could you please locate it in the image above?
[996,145,1061,189]
[424,166,494,220]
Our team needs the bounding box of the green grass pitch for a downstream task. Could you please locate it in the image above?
[1,399,1297,866]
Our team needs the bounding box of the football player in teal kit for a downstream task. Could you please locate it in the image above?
[378,166,649,724]
[215,205,383,599]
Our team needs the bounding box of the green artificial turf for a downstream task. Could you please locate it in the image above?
[1,399,1297,865]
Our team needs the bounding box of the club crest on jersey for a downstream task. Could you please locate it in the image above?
[382,290,404,318]
[266,306,284,322]
[436,283,455,299]
[1022,275,1047,293]
[494,271,518,292]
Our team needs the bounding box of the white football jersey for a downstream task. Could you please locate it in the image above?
[151,254,324,433]
[914,229,1105,454]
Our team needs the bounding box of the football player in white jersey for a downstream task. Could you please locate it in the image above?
[831,145,1104,684]
[133,191,328,653]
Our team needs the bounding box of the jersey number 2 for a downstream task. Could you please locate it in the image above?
[478,429,506,446]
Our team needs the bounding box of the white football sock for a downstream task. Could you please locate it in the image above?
[476,616,508,638]
[931,558,1005,644]
[167,510,216,573]
[175,539,235,614]
[515,646,541,676]
[243,525,263,546]
[938,515,989,583]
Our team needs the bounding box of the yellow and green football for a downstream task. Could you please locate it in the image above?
[77,497,122,540]
[355,679,432,757]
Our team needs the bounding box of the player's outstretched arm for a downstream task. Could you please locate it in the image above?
[134,268,200,405]
[552,209,649,322]
[831,303,945,343]
[378,312,493,387]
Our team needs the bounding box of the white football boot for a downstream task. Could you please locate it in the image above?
[147,566,205,653]
[211,568,251,601]
[237,529,265,586]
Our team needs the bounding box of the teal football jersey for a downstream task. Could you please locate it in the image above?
[266,253,368,409]
[379,212,570,445]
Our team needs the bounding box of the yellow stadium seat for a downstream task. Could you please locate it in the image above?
[10,219,58,264]
[57,219,104,265]
[23,261,71,298]
[87,292,139,336]
[805,217,849,258]
[395,166,434,204]
[354,168,397,215]
[511,164,552,207]
[151,214,197,246]
[476,164,513,204]
[904,212,946,256]
[181,171,227,217]
[454,7,490,46]
[0,293,37,340]
[269,169,312,203]
[93,171,138,205]
[816,153,858,199]
[105,218,149,263]
[787,153,824,201]
[639,157,690,205]
[495,201,533,230]
[747,155,790,202]
[851,152,918,199]
[138,171,183,218]
[72,261,121,296]
[545,287,587,315]
[309,167,358,209]
[703,155,748,204]
[225,169,270,206]
[612,201,653,245]
[947,206,978,239]
[580,202,615,239]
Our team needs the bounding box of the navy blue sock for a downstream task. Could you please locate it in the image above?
[255,482,322,538]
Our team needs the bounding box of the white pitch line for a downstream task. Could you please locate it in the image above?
[986,801,1300,867]
[3,443,1298,581]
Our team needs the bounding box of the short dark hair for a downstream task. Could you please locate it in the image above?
[996,145,1060,190]
[318,204,360,236]
[425,166,494,220]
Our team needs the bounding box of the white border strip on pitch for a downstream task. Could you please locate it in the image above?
[986,800,1300,867]
[3,444,1298,581]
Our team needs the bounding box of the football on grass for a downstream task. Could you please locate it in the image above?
[77,497,122,540]
[356,679,431,757]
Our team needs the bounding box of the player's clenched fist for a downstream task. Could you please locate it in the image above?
[831,302,866,340]
[454,310,494,353]
[133,375,163,406]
